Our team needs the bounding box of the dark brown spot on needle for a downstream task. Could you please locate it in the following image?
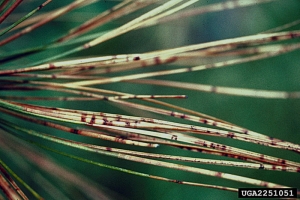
[216,172,222,177]
[200,119,208,124]
[103,118,108,125]
[171,135,178,140]
[271,36,278,41]
[289,33,299,38]
[115,137,125,143]
[259,164,264,169]
[125,121,131,127]
[197,148,203,153]
[261,182,268,187]
[49,63,55,69]
[81,113,87,122]
[106,147,112,151]
[154,57,161,65]
[89,114,96,124]
[172,180,183,184]
[70,129,80,134]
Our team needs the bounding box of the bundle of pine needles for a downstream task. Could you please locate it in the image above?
[0,0,300,199]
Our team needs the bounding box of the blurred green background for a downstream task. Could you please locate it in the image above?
[1,0,300,199]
